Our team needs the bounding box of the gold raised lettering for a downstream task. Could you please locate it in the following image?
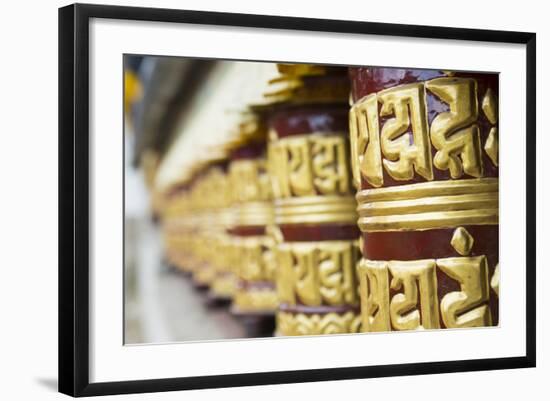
[378,83,434,181]
[388,259,440,330]
[349,94,384,187]
[438,255,492,328]
[312,135,350,195]
[357,259,391,332]
[277,241,359,307]
[426,77,483,178]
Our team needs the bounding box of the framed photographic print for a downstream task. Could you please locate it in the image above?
[58,3,536,397]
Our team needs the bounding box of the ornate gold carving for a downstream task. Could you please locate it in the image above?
[484,128,499,167]
[356,178,498,232]
[349,94,383,188]
[378,83,434,181]
[482,88,498,125]
[233,288,278,312]
[312,135,350,194]
[358,255,494,331]
[451,227,474,255]
[490,263,500,297]
[227,150,279,313]
[358,259,391,332]
[426,78,483,178]
[269,131,356,225]
[349,83,434,186]
[268,132,351,199]
[229,159,272,203]
[274,195,357,225]
[358,259,439,331]
[389,260,440,330]
[238,235,277,282]
[482,88,499,166]
[438,256,492,328]
[349,77,496,185]
[277,311,361,336]
[279,136,314,196]
[277,241,359,307]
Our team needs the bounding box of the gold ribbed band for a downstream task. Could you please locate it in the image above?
[236,201,274,227]
[357,178,499,232]
[274,195,357,225]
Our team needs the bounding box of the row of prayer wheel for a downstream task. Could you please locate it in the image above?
[160,64,499,336]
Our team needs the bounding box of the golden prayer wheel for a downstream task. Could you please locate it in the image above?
[190,161,230,290]
[265,64,363,336]
[348,67,499,331]
[208,154,239,303]
[228,118,278,336]
[160,179,193,274]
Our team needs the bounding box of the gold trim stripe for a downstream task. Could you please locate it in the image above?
[357,178,498,203]
[357,178,498,232]
[271,130,347,142]
[358,192,498,217]
[359,209,498,232]
[237,202,274,227]
[275,195,357,225]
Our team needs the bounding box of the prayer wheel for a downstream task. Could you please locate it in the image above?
[190,166,218,290]
[161,177,194,275]
[208,153,239,303]
[228,118,278,336]
[266,65,362,336]
[348,67,499,331]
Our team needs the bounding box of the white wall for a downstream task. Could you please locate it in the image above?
[0,0,546,400]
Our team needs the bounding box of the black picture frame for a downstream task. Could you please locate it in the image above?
[58,3,536,397]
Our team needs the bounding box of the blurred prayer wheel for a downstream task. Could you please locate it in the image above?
[228,118,278,336]
[348,67,499,331]
[161,181,192,274]
[265,65,362,336]
[188,167,215,289]
[183,158,231,290]
[207,153,239,303]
